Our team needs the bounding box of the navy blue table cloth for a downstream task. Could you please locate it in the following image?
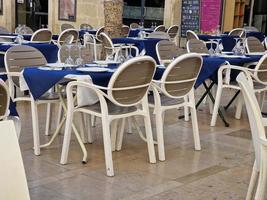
[0,43,59,68]
[0,33,59,41]
[128,28,154,37]
[22,55,261,100]
[112,37,162,63]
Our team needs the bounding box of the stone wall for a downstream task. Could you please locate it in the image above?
[0,0,15,32]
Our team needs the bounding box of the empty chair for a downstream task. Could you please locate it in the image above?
[30,29,52,43]
[84,33,100,61]
[154,25,166,32]
[5,45,61,155]
[236,72,267,200]
[148,32,170,40]
[167,25,179,42]
[130,22,140,29]
[100,32,139,61]
[80,23,93,30]
[187,39,209,54]
[60,56,157,176]
[156,40,186,65]
[149,53,203,161]
[16,26,33,34]
[0,36,13,43]
[0,80,21,138]
[0,26,9,34]
[186,30,199,41]
[246,36,266,53]
[0,120,30,200]
[121,25,130,37]
[54,29,79,46]
[228,28,245,37]
[61,23,75,32]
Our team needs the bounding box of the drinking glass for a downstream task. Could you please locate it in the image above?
[233,38,240,55]
[208,39,215,56]
[65,44,74,65]
[75,43,84,66]
[215,39,222,56]
[117,45,125,63]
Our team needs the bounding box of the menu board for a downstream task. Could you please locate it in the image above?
[200,0,222,33]
[181,0,200,37]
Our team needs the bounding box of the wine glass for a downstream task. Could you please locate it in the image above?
[208,39,215,56]
[65,44,74,65]
[117,45,125,63]
[127,44,133,60]
[75,43,84,66]
[233,38,240,55]
[215,39,222,56]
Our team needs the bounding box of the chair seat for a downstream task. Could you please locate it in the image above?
[39,92,63,100]
[148,93,184,106]
[230,81,267,90]
[80,99,137,115]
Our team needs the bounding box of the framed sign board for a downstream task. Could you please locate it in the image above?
[58,0,77,21]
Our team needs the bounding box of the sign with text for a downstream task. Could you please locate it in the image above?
[200,0,222,33]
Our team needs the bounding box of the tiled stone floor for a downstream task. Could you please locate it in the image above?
[17,91,257,200]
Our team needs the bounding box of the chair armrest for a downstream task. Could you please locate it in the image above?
[259,137,267,147]
[7,72,22,77]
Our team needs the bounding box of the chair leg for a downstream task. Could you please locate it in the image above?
[45,103,51,136]
[184,96,189,122]
[60,108,74,165]
[79,113,88,144]
[246,161,259,200]
[86,115,94,144]
[255,148,267,200]
[111,119,119,152]
[127,117,133,134]
[56,102,63,134]
[235,94,243,120]
[31,101,40,155]
[116,118,126,151]
[143,103,156,164]
[210,85,223,126]
[101,116,114,176]
[155,110,165,161]
[91,115,96,127]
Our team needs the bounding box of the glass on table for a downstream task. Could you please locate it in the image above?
[214,39,222,56]
[117,45,125,63]
[208,39,215,56]
[232,38,241,55]
[65,44,74,65]
[75,42,84,66]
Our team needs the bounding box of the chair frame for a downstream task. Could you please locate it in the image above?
[60,56,157,176]
[30,28,53,43]
[186,30,199,41]
[246,36,266,54]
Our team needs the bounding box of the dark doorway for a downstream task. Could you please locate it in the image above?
[16,0,48,31]
[123,0,165,27]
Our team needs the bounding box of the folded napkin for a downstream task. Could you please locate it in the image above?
[65,74,99,107]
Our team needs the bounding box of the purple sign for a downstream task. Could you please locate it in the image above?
[200,0,222,33]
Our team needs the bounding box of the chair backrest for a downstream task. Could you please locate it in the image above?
[167,25,179,39]
[58,44,92,64]
[58,29,79,45]
[253,54,267,84]
[0,120,30,200]
[0,26,9,34]
[246,36,265,53]
[17,26,33,34]
[186,30,199,41]
[148,32,170,40]
[96,26,105,42]
[160,53,203,98]
[5,45,47,87]
[229,28,244,37]
[83,33,97,61]
[130,23,140,29]
[236,72,266,170]
[61,23,75,32]
[0,36,13,43]
[0,80,10,120]
[156,40,186,64]
[121,25,130,37]
[31,29,52,43]
[186,39,209,54]
[100,32,115,56]
[108,56,156,106]
[80,23,93,30]
[154,25,166,32]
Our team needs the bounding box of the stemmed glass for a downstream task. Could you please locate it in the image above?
[214,39,222,56]
[75,43,84,66]
[117,45,125,63]
[233,38,240,55]
[65,44,74,65]
[208,39,215,56]
[127,44,133,60]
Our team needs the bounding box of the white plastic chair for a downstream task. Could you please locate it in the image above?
[246,36,266,53]
[149,53,203,161]
[211,54,267,126]
[228,28,245,37]
[154,25,166,32]
[61,23,75,32]
[186,30,199,41]
[53,29,79,47]
[0,120,30,200]
[5,45,61,155]
[167,25,179,43]
[60,56,157,176]
[236,72,267,200]
[30,28,53,43]
[83,33,101,61]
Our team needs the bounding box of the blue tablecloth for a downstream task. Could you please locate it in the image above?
[246,31,265,41]
[0,33,58,41]
[112,37,162,63]
[0,43,59,68]
[22,55,261,100]
[128,28,154,37]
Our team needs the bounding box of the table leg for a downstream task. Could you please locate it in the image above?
[224,90,240,110]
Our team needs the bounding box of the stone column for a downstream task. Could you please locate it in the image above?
[103,0,123,38]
